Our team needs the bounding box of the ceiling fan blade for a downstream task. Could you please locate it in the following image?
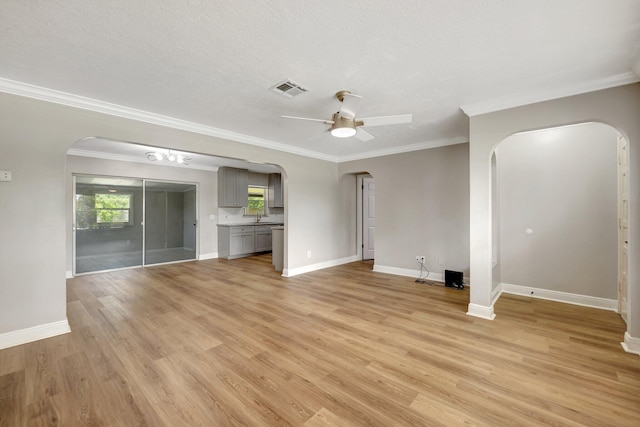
[281,115,333,124]
[338,93,362,120]
[355,127,375,142]
[360,114,412,127]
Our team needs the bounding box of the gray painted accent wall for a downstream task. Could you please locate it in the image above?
[496,123,618,299]
[339,144,471,276]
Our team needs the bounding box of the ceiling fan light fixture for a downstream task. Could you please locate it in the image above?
[330,114,357,138]
[282,89,412,142]
[331,126,357,138]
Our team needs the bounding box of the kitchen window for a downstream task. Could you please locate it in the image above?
[247,186,266,215]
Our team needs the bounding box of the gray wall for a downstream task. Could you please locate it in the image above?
[497,123,618,298]
[340,143,470,276]
[0,91,351,336]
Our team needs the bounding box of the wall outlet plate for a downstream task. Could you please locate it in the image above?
[0,171,12,182]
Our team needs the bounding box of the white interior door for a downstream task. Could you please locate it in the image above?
[362,177,375,260]
[618,135,629,323]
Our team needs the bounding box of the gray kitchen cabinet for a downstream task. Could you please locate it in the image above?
[218,167,248,208]
[218,223,279,259]
[241,231,255,254]
[219,225,255,258]
[268,173,284,208]
[254,225,272,252]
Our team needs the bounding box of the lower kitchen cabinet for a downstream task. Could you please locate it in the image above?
[218,224,275,259]
[219,226,255,259]
[254,226,272,252]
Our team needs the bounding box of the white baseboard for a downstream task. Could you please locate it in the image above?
[283,255,359,277]
[198,252,218,261]
[467,303,496,320]
[0,320,71,350]
[491,283,503,305]
[621,332,640,356]
[66,270,73,279]
[500,282,617,311]
[372,265,444,283]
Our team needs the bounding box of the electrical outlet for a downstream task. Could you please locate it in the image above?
[0,171,12,182]
[416,256,425,263]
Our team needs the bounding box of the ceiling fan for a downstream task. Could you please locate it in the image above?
[281,90,412,141]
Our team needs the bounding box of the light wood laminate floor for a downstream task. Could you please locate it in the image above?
[1,255,638,426]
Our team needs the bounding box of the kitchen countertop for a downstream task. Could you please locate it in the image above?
[217,222,284,227]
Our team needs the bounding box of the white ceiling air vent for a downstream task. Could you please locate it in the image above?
[270,79,309,98]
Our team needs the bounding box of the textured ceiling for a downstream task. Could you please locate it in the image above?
[1,0,639,161]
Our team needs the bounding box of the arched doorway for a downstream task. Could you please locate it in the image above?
[492,122,624,312]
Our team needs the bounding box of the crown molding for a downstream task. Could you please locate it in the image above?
[336,136,468,163]
[0,77,339,162]
[67,148,220,172]
[1,77,468,164]
[460,72,640,117]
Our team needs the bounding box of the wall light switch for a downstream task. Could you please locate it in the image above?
[0,171,12,182]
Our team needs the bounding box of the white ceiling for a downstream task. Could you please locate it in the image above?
[1,0,639,162]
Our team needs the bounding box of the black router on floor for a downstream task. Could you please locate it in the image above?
[445,270,465,290]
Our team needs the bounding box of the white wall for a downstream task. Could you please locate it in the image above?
[0,91,352,342]
[65,155,219,273]
[496,123,618,299]
[339,143,470,278]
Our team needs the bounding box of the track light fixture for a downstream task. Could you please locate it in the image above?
[146,150,191,165]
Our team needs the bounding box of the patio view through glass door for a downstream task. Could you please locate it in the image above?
[144,181,197,266]
[74,176,143,274]
[74,175,197,275]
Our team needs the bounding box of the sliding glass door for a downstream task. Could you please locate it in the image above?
[74,176,144,274]
[74,176,197,275]
[144,181,197,265]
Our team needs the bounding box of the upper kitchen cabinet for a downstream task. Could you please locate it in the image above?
[268,173,284,208]
[218,167,248,208]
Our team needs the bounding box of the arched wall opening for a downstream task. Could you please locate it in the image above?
[491,122,621,309]
[0,90,356,349]
[65,137,288,277]
[466,83,639,354]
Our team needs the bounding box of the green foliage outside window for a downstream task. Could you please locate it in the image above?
[247,186,265,215]
[76,192,132,229]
